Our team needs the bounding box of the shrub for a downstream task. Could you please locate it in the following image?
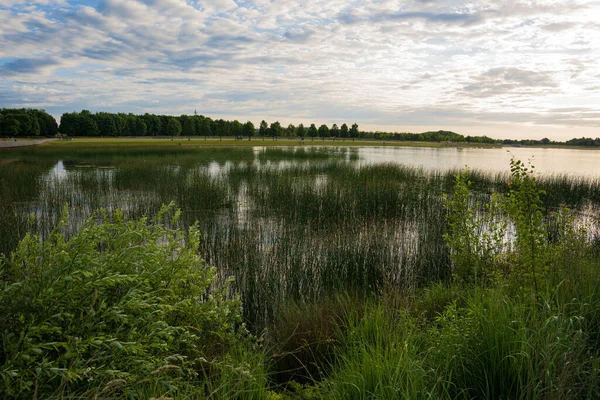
[0,203,249,399]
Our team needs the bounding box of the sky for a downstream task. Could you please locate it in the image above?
[1,0,599,140]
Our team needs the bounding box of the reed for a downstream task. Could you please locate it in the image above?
[3,145,600,398]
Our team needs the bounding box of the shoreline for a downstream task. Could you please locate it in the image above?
[0,138,58,149]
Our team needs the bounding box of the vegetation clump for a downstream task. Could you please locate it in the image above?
[2,150,600,398]
[0,203,263,399]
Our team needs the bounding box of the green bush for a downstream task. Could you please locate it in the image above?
[0,203,251,399]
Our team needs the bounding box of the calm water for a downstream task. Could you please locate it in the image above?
[358,146,600,176]
[41,145,600,178]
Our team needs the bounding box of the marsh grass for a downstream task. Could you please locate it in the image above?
[2,147,600,329]
[3,146,600,398]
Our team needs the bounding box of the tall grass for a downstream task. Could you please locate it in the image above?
[2,147,600,329]
[2,146,600,397]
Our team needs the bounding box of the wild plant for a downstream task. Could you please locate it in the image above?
[443,170,506,285]
[0,203,255,399]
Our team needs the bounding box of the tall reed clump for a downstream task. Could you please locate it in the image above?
[0,203,267,399]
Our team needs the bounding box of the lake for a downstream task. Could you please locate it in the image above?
[358,146,600,176]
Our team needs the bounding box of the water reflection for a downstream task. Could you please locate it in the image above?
[358,146,600,176]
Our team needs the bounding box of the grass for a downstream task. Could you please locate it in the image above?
[2,145,600,398]
[38,136,461,149]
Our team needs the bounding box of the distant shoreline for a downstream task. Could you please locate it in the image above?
[3,137,600,151]
[0,138,58,149]
[0,136,502,149]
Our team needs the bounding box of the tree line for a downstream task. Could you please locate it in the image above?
[2,108,600,148]
[0,108,58,137]
[57,110,362,141]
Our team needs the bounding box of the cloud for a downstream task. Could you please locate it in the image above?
[540,21,577,32]
[0,0,599,139]
[463,68,558,98]
[0,57,59,75]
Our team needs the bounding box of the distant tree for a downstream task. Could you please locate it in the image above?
[182,116,196,138]
[330,123,339,140]
[29,116,41,136]
[96,113,118,136]
[216,119,229,140]
[350,123,359,141]
[308,123,318,141]
[124,114,138,136]
[231,120,243,138]
[259,120,268,140]
[39,111,58,136]
[541,137,551,145]
[146,114,162,136]
[199,117,212,140]
[286,123,296,137]
[340,123,348,139]
[1,116,20,137]
[166,118,182,139]
[192,115,202,138]
[296,123,305,138]
[115,114,127,136]
[270,121,282,140]
[135,118,147,136]
[11,113,34,137]
[318,124,329,140]
[243,121,255,140]
[80,110,99,136]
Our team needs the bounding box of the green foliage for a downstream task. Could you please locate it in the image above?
[269,121,282,139]
[166,118,182,138]
[243,121,255,139]
[1,108,57,137]
[0,203,247,399]
[267,294,361,385]
[443,171,506,285]
[295,123,305,138]
[504,158,549,295]
[327,307,427,400]
[259,120,268,138]
[307,124,317,138]
[317,124,329,139]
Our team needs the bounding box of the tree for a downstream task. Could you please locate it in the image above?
[144,114,161,136]
[216,119,229,140]
[330,123,339,140]
[318,124,329,140]
[134,118,147,136]
[166,118,182,139]
[340,123,348,139]
[199,117,212,140]
[115,114,127,136]
[296,123,305,138]
[287,123,296,137]
[96,113,118,136]
[182,116,196,138]
[259,120,268,140]
[1,115,20,137]
[231,120,243,138]
[243,121,255,140]
[308,123,318,141]
[80,110,99,136]
[37,110,58,136]
[270,121,282,140]
[350,123,359,141]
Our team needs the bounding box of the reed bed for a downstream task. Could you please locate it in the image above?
[3,146,600,398]
[2,147,600,328]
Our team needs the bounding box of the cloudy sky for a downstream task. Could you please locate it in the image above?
[1,0,599,140]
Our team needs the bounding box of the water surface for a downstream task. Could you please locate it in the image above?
[358,146,600,176]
